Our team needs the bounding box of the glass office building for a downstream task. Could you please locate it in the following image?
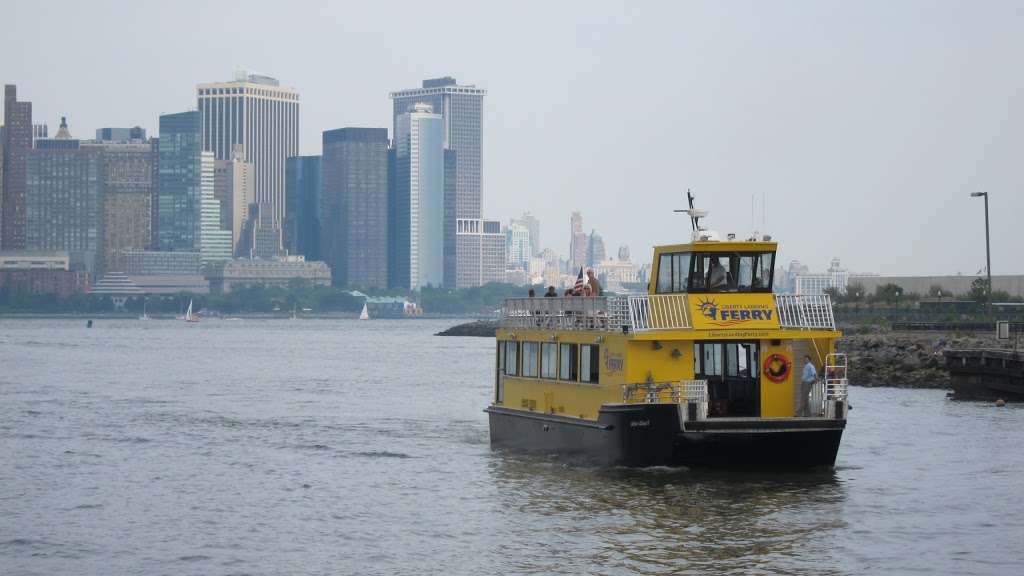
[156,111,203,252]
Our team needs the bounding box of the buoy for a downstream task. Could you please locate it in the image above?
[996,398,1006,407]
[86,320,93,328]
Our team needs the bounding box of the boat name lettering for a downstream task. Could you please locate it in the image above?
[629,419,651,428]
[604,350,624,373]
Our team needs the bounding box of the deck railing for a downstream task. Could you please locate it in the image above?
[628,294,692,332]
[501,297,631,331]
[775,294,836,330]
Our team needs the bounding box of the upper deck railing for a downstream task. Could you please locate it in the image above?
[775,294,836,330]
[500,293,835,332]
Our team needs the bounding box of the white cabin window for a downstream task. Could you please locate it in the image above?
[504,341,518,376]
[522,342,539,378]
[559,343,578,381]
[541,343,557,379]
[580,344,600,383]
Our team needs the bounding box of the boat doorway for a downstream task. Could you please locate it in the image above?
[694,341,761,417]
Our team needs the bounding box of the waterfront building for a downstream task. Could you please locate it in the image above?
[199,150,232,264]
[594,257,640,293]
[391,103,444,290]
[2,85,33,250]
[214,145,254,252]
[26,119,104,274]
[156,111,203,252]
[205,256,331,294]
[197,71,299,222]
[390,77,486,288]
[795,257,850,296]
[505,220,532,269]
[321,128,388,288]
[97,140,155,272]
[569,211,587,272]
[588,230,606,268]
[95,127,146,141]
[284,155,321,261]
[0,251,71,270]
[0,267,90,296]
[90,271,144,306]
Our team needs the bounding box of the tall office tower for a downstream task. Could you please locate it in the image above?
[2,85,32,249]
[0,140,4,241]
[569,211,587,272]
[391,103,444,290]
[156,111,203,252]
[321,128,388,288]
[505,220,531,269]
[513,211,540,257]
[588,230,606,266]
[199,151,232,264]
[197,71,299,223]
[284,155,322,261]
[98,139,155,272]
[390,77,485,288]
[26,119,104,273]
[238,203,285,259]
[95,127,146,142]
[480,220,506,285]
[214,145,254,252]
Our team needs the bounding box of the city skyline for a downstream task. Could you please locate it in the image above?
[2,1,1022,276]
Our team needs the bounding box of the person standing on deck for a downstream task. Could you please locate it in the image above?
[800,355,817,416]
[586,269,603,296]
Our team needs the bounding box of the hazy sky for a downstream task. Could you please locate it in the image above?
[3,1,1020,275]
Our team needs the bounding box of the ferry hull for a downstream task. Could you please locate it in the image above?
[486,405,844,468]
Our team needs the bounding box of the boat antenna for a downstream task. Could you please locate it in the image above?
[673,188,706,232]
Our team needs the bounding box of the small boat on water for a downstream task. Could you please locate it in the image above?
[359,303,370,321]
[183,299,199,323]
[486,193,850,468]
[944,349,1024,400]
[139,301,150,320]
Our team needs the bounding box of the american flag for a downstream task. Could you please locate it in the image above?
[573,267,585,295]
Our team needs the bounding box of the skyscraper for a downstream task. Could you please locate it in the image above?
[321,128,388,288]
[156,111,203,252]
[390,77,486,288]
[26,119,104,273]
[284,155,322,261]
[391,103,444,290]
[197,71,299,222]
[99,139,155,272]
[569,211,587,272]
[2,85,32,250]
[513,211,541,257]
[505,220,531,269]
[588,230,606,267]
[199,151,232,264]
[214,145,254,252]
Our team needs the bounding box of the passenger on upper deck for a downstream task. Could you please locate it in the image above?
[586,269,603,296]
[544,286,558,297]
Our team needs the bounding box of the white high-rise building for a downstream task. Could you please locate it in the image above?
[393,103,444,289]
[506,220,532,268]
[199,151,232,264]
[197,71,299,223]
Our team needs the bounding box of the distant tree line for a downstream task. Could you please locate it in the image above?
[825,278,1022,307]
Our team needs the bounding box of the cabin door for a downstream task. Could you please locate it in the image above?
[694,342,760,417]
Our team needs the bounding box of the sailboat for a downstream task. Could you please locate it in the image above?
[184,299,199,323]
[139,300,149,320]
[359,302,370,321]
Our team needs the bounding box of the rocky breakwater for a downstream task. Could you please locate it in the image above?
[838,327,1011,389]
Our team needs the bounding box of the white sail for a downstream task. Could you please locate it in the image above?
[359,303,370,321]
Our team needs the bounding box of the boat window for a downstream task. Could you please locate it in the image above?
[656,252,692,293]
[541,343,557,379]
[580,344,600,383]
[522,342,539,378]
[724,342,759,377]
[559,343,578,381]
[701,343,723,376]
[503,341,518,376]
[688,251,775,293]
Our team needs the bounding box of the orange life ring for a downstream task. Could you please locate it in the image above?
[764,353,791,383]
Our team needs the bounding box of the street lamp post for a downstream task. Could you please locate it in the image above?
[970,192,992,315]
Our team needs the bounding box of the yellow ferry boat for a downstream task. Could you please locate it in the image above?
[486,196,849,467]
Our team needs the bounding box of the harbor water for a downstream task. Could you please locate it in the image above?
[2,318,1022,575]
